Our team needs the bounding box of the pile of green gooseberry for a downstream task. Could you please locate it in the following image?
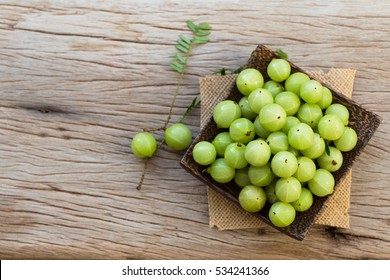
[192,58,358,228]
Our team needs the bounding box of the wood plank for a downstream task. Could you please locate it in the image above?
[0,0,389,259]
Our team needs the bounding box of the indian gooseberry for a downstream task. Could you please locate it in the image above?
[131,132,157,158]
[164,123,192,151]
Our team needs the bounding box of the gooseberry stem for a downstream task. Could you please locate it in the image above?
[142,53,188,133]
[164,72,186,129]
[136,158,150,190]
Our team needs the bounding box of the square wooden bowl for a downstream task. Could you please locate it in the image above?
[180,44,382,240]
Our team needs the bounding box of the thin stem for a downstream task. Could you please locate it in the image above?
[140,74,185,133]
[163,72,185,129]
[142,127,163,132]
[141,54,188,133]
[136,157,150,190]
[177,110,187,123]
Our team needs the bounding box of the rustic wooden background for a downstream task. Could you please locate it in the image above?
[1,0,389,259]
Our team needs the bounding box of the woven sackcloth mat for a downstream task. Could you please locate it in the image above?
[199,68,356,230]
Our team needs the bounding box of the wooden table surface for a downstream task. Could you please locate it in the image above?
[1,0,390,260]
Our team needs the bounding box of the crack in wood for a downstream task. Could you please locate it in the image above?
[17,104,74,115]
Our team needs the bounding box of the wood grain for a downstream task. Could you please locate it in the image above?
[0,0,390,259]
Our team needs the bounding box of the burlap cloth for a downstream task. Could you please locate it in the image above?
[200,68,356,230]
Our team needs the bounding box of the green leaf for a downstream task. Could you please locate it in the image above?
[198,22,211,30]
[170,60,184,73]
[213,68,227,76]
[187,96,200,113]
[275,49,288,59]
[176,44,189,53]
[213,65,244,75]
[232,65,244,74]
[186,20,197,32]
[195,29,211,36]
[192,36,209,44]
[178,37,191,49]
[325,141,330,156]
[179,34,191,45]
[174,53,187,64]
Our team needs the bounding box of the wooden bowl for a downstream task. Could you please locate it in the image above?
[180,44,382,240]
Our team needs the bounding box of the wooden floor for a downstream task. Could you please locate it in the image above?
[1,0,389,259]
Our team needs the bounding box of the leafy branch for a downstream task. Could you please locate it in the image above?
[143,21,211,133]
[163,20,211,128]
[137,21,211,190]
[170,22,211,73]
